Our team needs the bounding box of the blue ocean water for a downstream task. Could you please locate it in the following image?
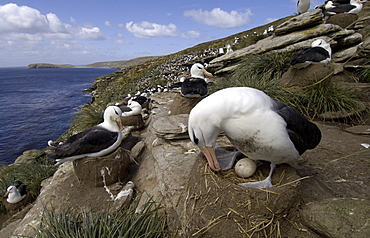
[0,67,116,164]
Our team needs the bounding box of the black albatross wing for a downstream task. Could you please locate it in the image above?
[272,100,322,155]
[48,125,119,159]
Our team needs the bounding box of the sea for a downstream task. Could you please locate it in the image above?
[0,67,117,165]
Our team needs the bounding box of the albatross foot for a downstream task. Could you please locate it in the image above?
[215,147,240,171]
[239,178,273,189]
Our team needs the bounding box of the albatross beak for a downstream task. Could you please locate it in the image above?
[115,117,124,131]
[200,147,221,171]
[4,191,9,198]
[202,69,213,78]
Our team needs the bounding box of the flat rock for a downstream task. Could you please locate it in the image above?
[275,9,324,36]
[300,198,370,238]
[344,125,370,135]
[152,114,189,140]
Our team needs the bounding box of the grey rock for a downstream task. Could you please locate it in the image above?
[275,9,324,36]
[301,198,370,238]
[332,44,360,62]
[152,114,189,140]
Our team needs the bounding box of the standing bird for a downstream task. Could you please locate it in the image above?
[47,106,123,164]
[290,39,332,69]
[324,0,364,14]
[181,63,213,98]
[297,0,311,14]
[188,87,321,188]
[4,184,27,204]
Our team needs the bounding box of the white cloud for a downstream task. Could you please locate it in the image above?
[75,26,106,40]
[183,8,253,28]
[0,3,106,41]
[105,21,111,26]
[126,21,178,39]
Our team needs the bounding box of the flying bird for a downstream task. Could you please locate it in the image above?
[47,106,123,164]
[181,63,213,98]
[290,39,332,69]
[188,87,321,188]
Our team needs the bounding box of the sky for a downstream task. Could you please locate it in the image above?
[0,0,322,67]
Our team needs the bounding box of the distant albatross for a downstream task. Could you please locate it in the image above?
[188,87,321,188]
[47,106,123,164]
[290,39,332,69]
[324,0,364,14]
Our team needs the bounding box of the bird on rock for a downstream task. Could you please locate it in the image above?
[297,0,310,14]
[4,184,27,204]
[121,100,142,117]
[188,87,321,188]
[47,106,123,165]
[324,0,364,15]
[181,63,213,98]
[290,39,332,69]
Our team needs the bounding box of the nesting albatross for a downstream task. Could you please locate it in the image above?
[181,63,213,98]
[4,184,27,204]
[188,87,321,188]
[324,0,364,14]
[47,106,123,165]
[290,38,332,69]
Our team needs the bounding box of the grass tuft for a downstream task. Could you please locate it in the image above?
[34,198,171,238]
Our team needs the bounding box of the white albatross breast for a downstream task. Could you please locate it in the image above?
[290,38,332,69]
[4,184,27,204]
[47,106,123,165]
[297,0,310,14]
[188,87,321,188]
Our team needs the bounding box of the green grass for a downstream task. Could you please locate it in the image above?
[33,198,171,238]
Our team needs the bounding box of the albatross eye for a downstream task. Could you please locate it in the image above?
[114,109,119,115]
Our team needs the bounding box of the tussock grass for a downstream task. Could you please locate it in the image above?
[0,160,56,211]
[215,52,366,121]
[33,198,170,238]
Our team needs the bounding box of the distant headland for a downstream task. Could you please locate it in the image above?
[27,56,159,69]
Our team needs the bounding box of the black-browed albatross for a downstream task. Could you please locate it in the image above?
[324,0,364,14]
[290,38,332,69]
[181,63,213,98]
[47,106,123,164]
[188,87,321,188]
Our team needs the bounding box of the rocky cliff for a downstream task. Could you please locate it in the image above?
[2,3,370,238]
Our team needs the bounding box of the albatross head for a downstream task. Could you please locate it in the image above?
[190,63,213,79]
[311,38,332,56]
[103,106,123,131]
[188,107,222,171]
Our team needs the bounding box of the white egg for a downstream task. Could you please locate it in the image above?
[235,158,257,178]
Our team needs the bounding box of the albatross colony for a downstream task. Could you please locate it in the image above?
[188,87,321,189]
